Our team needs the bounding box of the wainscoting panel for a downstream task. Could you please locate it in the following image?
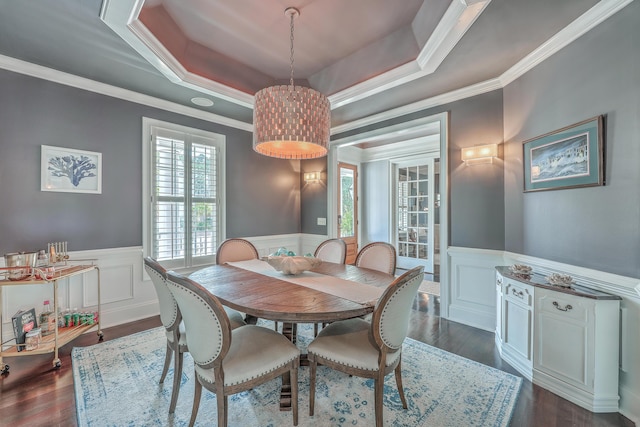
[246,234,304,258]
[447,247,505,332]
[83,264,133,307]
[247,234,327,259]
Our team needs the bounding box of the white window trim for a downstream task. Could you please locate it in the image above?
[142,117,226,270]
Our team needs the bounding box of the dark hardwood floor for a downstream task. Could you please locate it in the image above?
[0,295,634,426]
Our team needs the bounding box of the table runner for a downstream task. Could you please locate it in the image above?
[227,259,383,305]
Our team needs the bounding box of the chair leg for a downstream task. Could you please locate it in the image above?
[313,323,319,337]
[291,362,299,426]
[309,356,316,416]
[374,373,385,427]
[159,342,172,383]
[169,347,184,413]
[394,359,408,409]
[189,377,203,427]
[217,392,227,427]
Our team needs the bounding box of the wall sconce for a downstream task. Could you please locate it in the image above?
[461,144,499,165]
[304,171,322,183]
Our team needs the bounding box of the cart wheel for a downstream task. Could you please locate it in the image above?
[0,364,9,374]
[53,360,61,369]
[98,331,104,342]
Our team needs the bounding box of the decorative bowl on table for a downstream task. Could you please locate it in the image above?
[509,264,532,275]
[264,255,322,275]
[545,273,574,288]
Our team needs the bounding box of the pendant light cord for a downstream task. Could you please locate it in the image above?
[289,10,295,88]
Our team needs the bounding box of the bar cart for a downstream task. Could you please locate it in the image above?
[0,264,102,373]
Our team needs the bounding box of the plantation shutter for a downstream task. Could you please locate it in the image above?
[151,127,217,268]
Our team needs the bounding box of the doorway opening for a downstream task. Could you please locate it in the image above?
[327,112,448,308]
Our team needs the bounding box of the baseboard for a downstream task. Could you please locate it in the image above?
[619,383,640,425]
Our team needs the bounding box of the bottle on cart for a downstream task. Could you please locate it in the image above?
[37,249,49,267]
[39,300,55,336]
[72,308,80,327]
[58,307,65,328]
[63,308,72,327]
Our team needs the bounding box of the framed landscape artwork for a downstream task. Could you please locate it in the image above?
[41,145,102,194]
[523,116,604,192]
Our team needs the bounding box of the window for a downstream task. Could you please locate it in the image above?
[143,118,225,269]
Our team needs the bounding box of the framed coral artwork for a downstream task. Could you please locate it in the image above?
[41,145,102,194]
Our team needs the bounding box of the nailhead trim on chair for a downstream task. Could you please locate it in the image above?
[171,285,224,365]
[197,355,298,386]
[378,274,422,349]
[145,267,179,328]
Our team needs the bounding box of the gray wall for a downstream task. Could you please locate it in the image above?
[446,91,505,250]
[503,2,640,278]
[0,70,300,254]
[300,158,328,235]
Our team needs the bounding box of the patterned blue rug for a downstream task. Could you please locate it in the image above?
[72,322,521,426]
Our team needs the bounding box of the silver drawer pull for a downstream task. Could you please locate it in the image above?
[511,289,524,298]
[553,301,573,312]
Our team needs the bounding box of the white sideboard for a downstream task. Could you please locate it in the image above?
[495,267,621,413]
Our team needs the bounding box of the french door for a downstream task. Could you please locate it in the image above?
[394,158,437,272]
[337,163,358,264]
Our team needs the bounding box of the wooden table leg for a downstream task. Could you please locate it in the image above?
[279,322,301,411]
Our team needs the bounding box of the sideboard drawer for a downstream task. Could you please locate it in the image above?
[536,288,591,322]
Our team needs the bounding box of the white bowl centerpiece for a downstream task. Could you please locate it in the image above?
[264,255,321,275]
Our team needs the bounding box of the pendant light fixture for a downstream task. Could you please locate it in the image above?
[253,7,331,159]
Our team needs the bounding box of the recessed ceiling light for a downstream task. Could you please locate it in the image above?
[191,97,214,107]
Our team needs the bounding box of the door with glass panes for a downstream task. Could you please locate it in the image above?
[338,163,358,264]
[395,159,436,272]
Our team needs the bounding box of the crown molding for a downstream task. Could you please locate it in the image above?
[417,0,490,72]
[101,0,489,111]
[0,0,631,137]
[332,78,502,135]
[0,54,253,132]
[331,116,441,162]
[500,0,634,86]
[334,0,633,135]
[328,0,490,108]
[101,0,254,108]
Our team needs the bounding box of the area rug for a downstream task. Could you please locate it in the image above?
[72,322,521,426]
[418,279,441,296]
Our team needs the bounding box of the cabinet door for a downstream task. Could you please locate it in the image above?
[495,273,503,341]
[534,289,594,392]
[502,279,534,371]
[503,295,533,363]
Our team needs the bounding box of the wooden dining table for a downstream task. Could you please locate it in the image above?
[188,259,395,324]
[188,258,396,411]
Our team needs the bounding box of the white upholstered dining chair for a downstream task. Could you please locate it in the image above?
[216,238,259,264]
[314,238,347,264]
[307,265,424,427]
[354,241,397,275]
[165,271,300,427]
[143,257,245,414]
